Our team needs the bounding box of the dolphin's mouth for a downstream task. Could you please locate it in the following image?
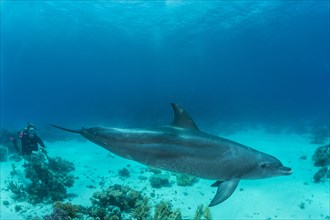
[279,166,293,175]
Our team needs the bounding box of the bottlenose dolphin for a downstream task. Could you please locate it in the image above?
[52,103,292,206]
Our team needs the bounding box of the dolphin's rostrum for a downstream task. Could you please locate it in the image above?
[52,103,292,206]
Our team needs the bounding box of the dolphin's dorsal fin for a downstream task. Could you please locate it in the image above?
[170,103,199,130]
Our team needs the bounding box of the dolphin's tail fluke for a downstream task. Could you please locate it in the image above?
[50,124,81,134]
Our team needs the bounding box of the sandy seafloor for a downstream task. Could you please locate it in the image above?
[1,129,329,220]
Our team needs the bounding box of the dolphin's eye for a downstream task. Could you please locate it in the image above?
[260,164,267,168]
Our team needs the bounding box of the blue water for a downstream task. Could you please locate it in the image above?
[1,1,329,133]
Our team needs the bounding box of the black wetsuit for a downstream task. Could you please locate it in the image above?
[19,130,45,156]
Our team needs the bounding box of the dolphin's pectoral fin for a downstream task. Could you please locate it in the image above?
[209,178,240,207]
[210,180,225,187]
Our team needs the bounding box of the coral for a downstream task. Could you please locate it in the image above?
[23,152,75,203]
[149,168,162,174]
[149,174,170,188]
[44,207,70,220]
[194,204,204,220]
[312,144,330,183]
[105,215,120,220]
[118,167,130,178]
[194,204,211,220]
[0,145,8,161]
[202,206,211,220]
[53,201,81,218]
[45,200,181,220]
[154,201,182,220]
[91,184,140,210]
[41,185,187,220]
[3,200,9,206]
[299,202,305,209]
[8,181,26,201]
[106,206,121,219]
[131,197,150,220]
[15,205,22,212]
[103,216,119,220]
[312,144,330,167]
[48,156,75,173]
[138,175,148,181]
[91,185,125,209]
[90,184,150,219]
[175,173,199,186]
[88,206,107,219]
[313,167,329,183]
[88,205,122,220]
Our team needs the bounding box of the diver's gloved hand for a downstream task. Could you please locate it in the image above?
[40,146,47,153]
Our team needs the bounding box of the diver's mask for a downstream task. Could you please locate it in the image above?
[28,128,36,138]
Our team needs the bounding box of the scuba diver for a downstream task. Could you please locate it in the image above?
[15,123,47,159]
